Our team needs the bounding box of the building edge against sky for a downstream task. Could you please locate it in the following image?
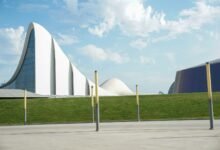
[0,22,133,96]
[169,59,220,94]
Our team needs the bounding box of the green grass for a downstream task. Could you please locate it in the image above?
[0,92,220,125]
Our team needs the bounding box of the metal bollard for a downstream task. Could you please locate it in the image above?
[91,86,95,123]
[205,62,214,130]
[24,89,27,125]
[136,84,140,122]
[94,70,100,131]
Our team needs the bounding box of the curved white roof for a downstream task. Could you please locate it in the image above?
[100,78,134,95]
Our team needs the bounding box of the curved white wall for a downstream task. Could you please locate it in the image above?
[1,22,133,96]
[72,65,88,95]
[34,23,52,95]
[53,39,70,95]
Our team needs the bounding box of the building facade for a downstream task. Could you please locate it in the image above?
[0,22,133,96]
[169,59,220,94]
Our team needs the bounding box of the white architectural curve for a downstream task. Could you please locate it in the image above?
[0,22,133,96]
[100,78,133,95]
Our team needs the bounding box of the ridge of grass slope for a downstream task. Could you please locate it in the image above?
[0,93,219,125]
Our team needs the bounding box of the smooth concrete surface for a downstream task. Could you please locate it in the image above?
[0,89,47,98]
[0,120,219,150]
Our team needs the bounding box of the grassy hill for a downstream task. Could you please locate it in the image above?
[0,92,220,125]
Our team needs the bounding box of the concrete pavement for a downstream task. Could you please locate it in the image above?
[0,120,219,150]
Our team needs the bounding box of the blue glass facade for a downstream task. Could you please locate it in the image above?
[14,30,35,92]
[169,62,220,93]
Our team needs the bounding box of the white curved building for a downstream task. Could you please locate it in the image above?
[0,22,133,96]
[100,78,133,95]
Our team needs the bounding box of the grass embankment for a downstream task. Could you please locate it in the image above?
[0,93,220,125]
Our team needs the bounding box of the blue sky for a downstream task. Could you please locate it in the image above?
[0,0,220,94]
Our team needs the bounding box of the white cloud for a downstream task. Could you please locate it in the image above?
[0,26,25,55]
[71,0,220,41]
[63,0,78,14]
[80,44,129,63]
[166,2,220,35]
[0,26,25,84]
[165,52,175,63]
[138,1,220,44]
[55,33,78,45]
[139,56,156,64]
[203,0,220,4]
[130,39,148,49]
[209,31,220,40]
[87,0,166,37]
[88,14,115,37]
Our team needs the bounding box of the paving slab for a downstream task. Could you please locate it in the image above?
[0,120,219,150]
